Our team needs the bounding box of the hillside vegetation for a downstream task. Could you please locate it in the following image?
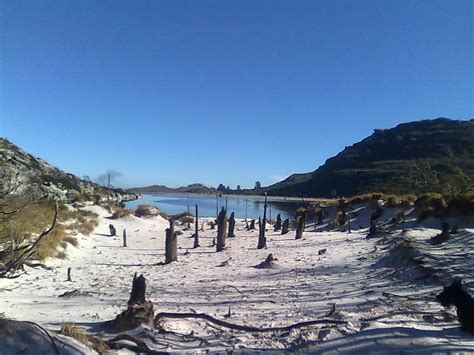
[266,118,474,197]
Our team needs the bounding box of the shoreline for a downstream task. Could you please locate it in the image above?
[134,191,335,204]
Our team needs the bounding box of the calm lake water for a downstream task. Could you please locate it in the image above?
[125,193,304,220]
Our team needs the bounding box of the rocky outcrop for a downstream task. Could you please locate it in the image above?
[0,138,138,203]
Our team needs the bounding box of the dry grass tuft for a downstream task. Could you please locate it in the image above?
[60,323,109,352]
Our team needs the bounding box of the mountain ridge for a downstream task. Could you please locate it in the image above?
[265,118,474,197]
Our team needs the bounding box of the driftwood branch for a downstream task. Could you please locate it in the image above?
[154,312,347,332]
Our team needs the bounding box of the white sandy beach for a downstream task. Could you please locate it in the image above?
[1,204,473,353]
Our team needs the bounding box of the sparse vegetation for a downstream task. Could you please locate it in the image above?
[1,198,99,266]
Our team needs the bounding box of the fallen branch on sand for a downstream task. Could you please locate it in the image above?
[106,334,167,355]
[154,312,347,332]
[362,310,449,322]
[24,262,53,270]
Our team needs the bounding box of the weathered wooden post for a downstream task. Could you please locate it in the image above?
[347,212,352,233]
[194,205,200,248]
[257,193,268,249]
[274,213,282,231]
[165,218,177,263]
[295,212,305,239]
[245,199,248,228]
[67,267,72,282]
[282,218,290,235]
[228,212,236,238]
[187,193,190,214]
[123,229,127,247]
[109,224,117,236]
[216,207,227,252]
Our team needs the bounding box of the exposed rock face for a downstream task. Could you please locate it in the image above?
[0,138,138,202]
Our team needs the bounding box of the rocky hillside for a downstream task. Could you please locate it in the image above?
[0,138,136,202]
[266,118,474,197]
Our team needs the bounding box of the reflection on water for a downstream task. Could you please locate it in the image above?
[125,193,304,220]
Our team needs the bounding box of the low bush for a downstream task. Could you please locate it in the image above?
[135,204,167,218]
[111,208,133,219]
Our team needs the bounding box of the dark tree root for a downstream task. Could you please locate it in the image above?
[154,312,347,332]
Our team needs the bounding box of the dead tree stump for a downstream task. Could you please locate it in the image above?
[431,222,451,245]
[109,224,117,237]
[249,219,256,230]
[317,209,324,226]
[123,229,127,247]
[67,267,72,282]
[228,212,236,238]
[128,273,146,305]
[111,274,154,332]
[257,193,268,249]
[165,218,177,263]
[194,205,200,248]
[274,213,282,231]
[368,207,383,237]
[216,207,227,252]
[282,218,290,235]
[295,213,305,239]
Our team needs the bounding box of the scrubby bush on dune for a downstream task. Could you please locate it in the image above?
[349,192,415,209]
[385,194,416,208]
[111,208,133,219]
[2,201,99,264]
[446,191,474,215]
[178,214,194,225]
[294,207,307,219]
[415,193,447,220]
[333,211,347,228]
[135,204,168,219]
[414,191,474,220]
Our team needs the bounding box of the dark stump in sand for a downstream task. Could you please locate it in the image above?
[111,274,154,332]
[109,224,117,237]
[281,218,290,235]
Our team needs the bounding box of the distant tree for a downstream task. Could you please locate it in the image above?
[255,181,261,190]
[217,184,226,192]
[226,185,230,191]
[236,185,241,191]
[330,188,337,199]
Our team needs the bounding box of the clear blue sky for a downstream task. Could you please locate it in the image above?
[1,0,472,189]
